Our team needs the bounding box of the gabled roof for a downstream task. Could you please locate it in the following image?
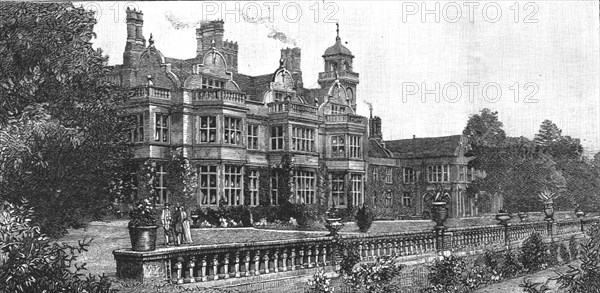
[368,140,392,158]
[232,72,273,101]
[385,135,464,159]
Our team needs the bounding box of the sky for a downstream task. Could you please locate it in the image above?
[85,1,600,156]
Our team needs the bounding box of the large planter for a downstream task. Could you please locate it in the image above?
[495,213,512,225]
[129,225,159,252]
[544,201,554,221]
[325,218,344,236]
[431,201,448,229]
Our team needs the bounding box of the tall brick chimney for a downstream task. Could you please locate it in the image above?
[123,7,146,67]
[280,47,302,88]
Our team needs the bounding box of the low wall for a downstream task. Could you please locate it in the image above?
[113,217,599,292]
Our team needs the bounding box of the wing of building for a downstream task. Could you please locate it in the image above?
[108,8,492,219]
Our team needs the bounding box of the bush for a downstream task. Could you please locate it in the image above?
[355,205,374,232]
[499,249,523,279]
[343,255,405,293]
[338,240,361,276]
[0,200,111,293]
[306,268,334,293]
[423,255,468,293]
[555,222,600,293]
[569,235,579,260]
[559,243,571,264]
[546,241,559,267]
[520,232,548,273]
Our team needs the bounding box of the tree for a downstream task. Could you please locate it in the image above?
[534,120,583,159]
[0,2,130,237]
[462,108,506,147]
[165,148,198,207]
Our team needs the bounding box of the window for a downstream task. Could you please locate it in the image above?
[331,104,346,114]
[223,165,243,205]
[331,135,345,158]
[247,124,259,150]
[292,126,315,152]
[248,170,259,206]
[402,191,412,207]
[459,165,467,182]
[198,166,218,205]
[467,167,474,182]
[130,114,144,142]
[294,170,315,204]
[384,191,393,207]
[385,168,393,184]
[202,77,224,89]
[270,171,279,205]
[350,174,363,206]
[275,92,284,102]
[270,126,284,150]
[331,175,345,207]
[372,167,379,181]
[155,163,167,204]
[154,113,169,142]
[428,165,449,182]
[403,167,416,183]
[349,136,362,159]
[224,117,242,145]
[197,116,217,143]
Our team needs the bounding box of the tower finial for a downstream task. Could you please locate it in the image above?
[211,39,215,48]
[336,23,340,41]
[148,33,154,46]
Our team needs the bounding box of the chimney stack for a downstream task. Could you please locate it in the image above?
[123,7,145,67]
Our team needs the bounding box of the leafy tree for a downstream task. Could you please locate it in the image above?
[462,108,506,147]
[0,199,111,293]
[165,148,198,208]
[0,2,131,237]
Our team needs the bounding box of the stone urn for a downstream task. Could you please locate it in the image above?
[128,225,159,252]
[325,207,344,236]
[544,200,555,221]
[431,201,448,229]
[575,208,585,219]
[495,212,512,226]
[517,211,528,222]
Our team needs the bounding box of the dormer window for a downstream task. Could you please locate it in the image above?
[202,77,224,89]
[331,104,346,114]
[275,92,284,102]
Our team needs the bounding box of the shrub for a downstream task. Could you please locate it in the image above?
[423,255,468,292]
[0,200,111,293]
[128,198,158,227]
[343,255,404,293]
[546,241,559,267]
[520,279,551,293]
[337,240,361,276]
[555,222,600,293]
[355,205,374,232]
[520,232,548,273]
[569,235,579,260]
[306,268,334,293]
[559,243,571,264]
[499,249,523,279]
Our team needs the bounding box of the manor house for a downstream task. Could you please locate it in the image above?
[109,8,487,219]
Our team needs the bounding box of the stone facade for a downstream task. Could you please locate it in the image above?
[110,9,489,218]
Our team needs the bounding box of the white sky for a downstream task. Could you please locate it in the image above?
[85,1,600,156]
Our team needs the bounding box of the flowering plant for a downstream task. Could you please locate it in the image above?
[307,268,334,293]
[128,199,158,227]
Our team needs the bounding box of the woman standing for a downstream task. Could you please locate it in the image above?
[182,205,193,244]
[173,205,183,246]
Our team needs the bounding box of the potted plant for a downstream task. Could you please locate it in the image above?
[324,206,343,236]
[430,188,449,229]
[538,188,559,221]
[495,208,512,225]
[517,211,528,222]
[128,198,159,251]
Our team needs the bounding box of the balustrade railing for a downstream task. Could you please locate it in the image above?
[344,231,436,261]
[318,70,359,81]
[191,88,246,103]
[131,86,171,100]
[166,237,332,284]
[447,225,504,250]
[268,101,318,116]
[556,219,583,235]
[324,114,366,124]
[507,221,549,243]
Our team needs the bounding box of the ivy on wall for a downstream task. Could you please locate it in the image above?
[366,165,416,219]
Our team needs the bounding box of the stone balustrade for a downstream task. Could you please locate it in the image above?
[191,88,246,104]
[114,217,600,286]
[131,86,171,100]
[268,101,318,116]
[324,114,367,124]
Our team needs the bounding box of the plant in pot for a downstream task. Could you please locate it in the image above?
[128,198,159,251]
[538,188,560,221]
[517,211,528,222]
[495,208,512,225]
[430,186,449,229]
[324,205,343,236]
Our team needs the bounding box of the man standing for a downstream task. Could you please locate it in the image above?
[160,203,172,245]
